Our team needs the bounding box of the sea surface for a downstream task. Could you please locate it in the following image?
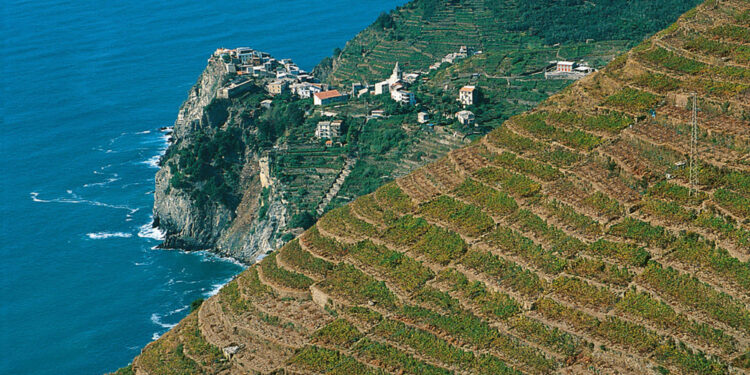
[1,1,403,373]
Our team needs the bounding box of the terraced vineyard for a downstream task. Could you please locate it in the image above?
[125,1,750,374]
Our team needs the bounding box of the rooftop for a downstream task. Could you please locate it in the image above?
[314,90,343,100]
[460,85,476,92]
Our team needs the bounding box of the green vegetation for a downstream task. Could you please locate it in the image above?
[647,181,706,205]
[289,346,384,375]
[420,195,495,237]
[588,239,651,267]
[667,234,750,290]
[714,188,750,217]
[312,319,364,348]
[352,338,452,375]
[453,178,518,217]
[607,217,674,248]
[547,111,633,134]
[604,87,661,112]
[375,182,415,213]
[348,240,434,293]
[474,166,541,198]
[372,318,521,375]
[436,268,521,320]
[490,152,562,182]
[167,127,245,209]
[319,263,398,310]
[551,276,618,310]
[460,248,547,298]
[411,224,468,265]
[710,24,750,44]
[484,226,567,275]
[303,226,348,259]
[396,303,557,373]
[513,112,602,151]
[581,191,623,219]
[260,252,313,290]
[319,206,378,240]
[616,289,737,354]
[279,239,334,279]
[639,262,750,335]
[567,257,632,286]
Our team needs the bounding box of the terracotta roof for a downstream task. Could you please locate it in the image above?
[460,86,476,92]
[314,90,342,100]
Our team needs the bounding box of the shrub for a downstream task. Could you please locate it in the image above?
[638,262,750,335]
[607,217,674,248]
[375,182,414,213]
[348,240,434,293]
[312,319,363,348]
[420,195,495,237]
[473,166,541,197]
[319,263,398,310]
[453,178,518,217]
[260,252,313,290]
[303,225,348,259]
[460,249,547,297]
[491,152,562,182]
[567,257,632,286]
[288,346,382,375]
[604,87,661,112]
[714,188,750,217]
[436,268,521,320]
[484,226,567,274]
[352,338,452,375]
[412,225,468,265]
[588,239,651,267]
[279,239,333,279]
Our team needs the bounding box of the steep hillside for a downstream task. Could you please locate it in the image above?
[316,0,702,85]
[154,0,703,263]
[125,1,750,374]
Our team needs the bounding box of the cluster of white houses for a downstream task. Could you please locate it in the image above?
[430,45,479,70]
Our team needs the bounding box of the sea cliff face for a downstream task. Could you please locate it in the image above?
[154,57,285,262]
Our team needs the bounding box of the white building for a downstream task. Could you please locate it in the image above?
[292,82,325,98]
[456,110,476,126]
[375,62,403,95]
[556,61,575,72]
[315,120,342,139]
[235,47,254,64]
[391,89,415,106]
[459,86,476,106]
[417,112,429,124]
[313,90,346,106]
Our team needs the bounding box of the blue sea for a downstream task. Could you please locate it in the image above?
[1,1,403,373]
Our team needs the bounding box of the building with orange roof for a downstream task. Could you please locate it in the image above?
[313,90,346,106]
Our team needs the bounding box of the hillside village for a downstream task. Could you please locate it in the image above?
[181,43,609,254]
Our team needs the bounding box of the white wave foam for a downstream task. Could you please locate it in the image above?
[136,130,151,134]
[168,306,189,315]
[151,332,161,340]
[150,313,177,329]
[87,232,132,240]
[204,282,226,298]
[195,250,245,268]
[141,154,161,169]
[138,221,165,241]
[83,177,120,188]
[30,191,138,213]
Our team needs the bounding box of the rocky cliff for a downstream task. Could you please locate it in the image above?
[154,56,286,262]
